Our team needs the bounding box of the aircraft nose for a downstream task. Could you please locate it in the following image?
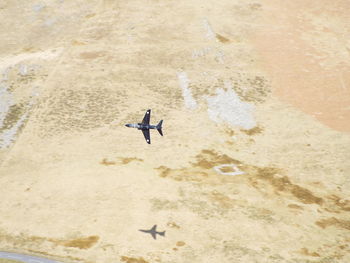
[125,124,131,127]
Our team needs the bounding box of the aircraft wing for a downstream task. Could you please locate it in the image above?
[142,129,151,144]
[141,109,151,125]
[151,232,157,240]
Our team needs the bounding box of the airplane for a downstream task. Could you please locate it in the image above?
[139,224,165,240]
[125,109,163,144]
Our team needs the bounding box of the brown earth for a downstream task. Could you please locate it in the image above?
[253,0,350,132]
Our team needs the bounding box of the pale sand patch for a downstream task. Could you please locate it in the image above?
[0,49,63,73]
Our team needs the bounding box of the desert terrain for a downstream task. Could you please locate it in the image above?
[0,0,349,263]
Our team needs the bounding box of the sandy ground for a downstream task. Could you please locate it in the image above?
[0,260,22,263]
[0,0,349,263]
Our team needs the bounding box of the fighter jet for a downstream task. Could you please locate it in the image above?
[139,225,165,240]
[125,109,163,144]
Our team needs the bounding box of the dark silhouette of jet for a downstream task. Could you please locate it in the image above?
[125,109,163,144]
[139,225,165,240]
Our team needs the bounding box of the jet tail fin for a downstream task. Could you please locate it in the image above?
[156,120,163,136]
[159,231,166,237]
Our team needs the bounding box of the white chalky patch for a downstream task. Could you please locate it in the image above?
[0,84,38,148]
[44,18,56,27]
[6,255,21,259]
[191,47,212,59]
[0,86,13,129]
[32,3,45,12]
[0,251,64,263]
[206,81,256,129]
[203,19,215,40]
[215,50,225,64]
[0,111,28,148]
[2,67,11,81]
[214,164,245,176]
[19,64,28,75]
[177,72,197,110]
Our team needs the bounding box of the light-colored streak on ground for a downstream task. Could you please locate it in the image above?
[177,72,197,110]
[202,19,216,40]
[0,85,38,149]
[0,112,28,148]
[0,252,62,263]
[0,49,62,73]
[0,48,61,149]
[0,87,13,128]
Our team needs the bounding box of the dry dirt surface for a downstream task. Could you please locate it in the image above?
[0,0,349,263]
[0,259,22,263]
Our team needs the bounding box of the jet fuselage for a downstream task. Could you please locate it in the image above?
[125,123,157,130]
